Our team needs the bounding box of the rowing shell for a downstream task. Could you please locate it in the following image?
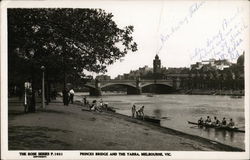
[137,116,160,124]
[187,121,245,133]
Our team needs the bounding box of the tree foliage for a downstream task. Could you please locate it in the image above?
[8,8,138,84]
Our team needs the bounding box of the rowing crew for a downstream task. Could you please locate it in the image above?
[198,116,235,128]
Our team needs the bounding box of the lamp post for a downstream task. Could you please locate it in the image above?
[41,66,46,109]
[29,50,36,112]
[73,67,77,88]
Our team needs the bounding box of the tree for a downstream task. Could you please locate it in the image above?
[8,8,137,111]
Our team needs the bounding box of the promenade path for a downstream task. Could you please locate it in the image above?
[8,97,243,151]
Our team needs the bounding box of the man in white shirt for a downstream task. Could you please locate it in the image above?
[69,88,75,104]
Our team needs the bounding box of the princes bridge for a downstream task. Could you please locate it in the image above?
[83,78,181,96]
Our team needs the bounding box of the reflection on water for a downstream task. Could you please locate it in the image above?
[153,109,162,118]
[75,93,245,149]
[229,132,235,142]
[189,125,237,144]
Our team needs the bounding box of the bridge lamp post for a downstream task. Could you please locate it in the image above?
[41,65,46,109]
[73,67,77,88]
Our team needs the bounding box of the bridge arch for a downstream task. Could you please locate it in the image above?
[101,83,136,89]
[141,83,172,88]
[101,83,140,95]
[141,83,175,94]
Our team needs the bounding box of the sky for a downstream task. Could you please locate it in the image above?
[88,0,249,78]
[3,0,249,79]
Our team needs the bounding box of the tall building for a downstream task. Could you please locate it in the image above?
[153,54,161,73]
[191,58,232,71]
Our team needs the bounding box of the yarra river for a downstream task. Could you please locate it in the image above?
[75,93,245,150]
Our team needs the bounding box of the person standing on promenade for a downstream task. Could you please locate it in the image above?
[131,105,136,118]
[83,96,87,104]
[24,88,31,113]
[63,88,69,106]
[69,88,75,104]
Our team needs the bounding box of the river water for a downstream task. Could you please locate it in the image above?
[74,93,245,150]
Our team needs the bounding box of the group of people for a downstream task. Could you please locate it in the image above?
[198,116,235,128]
[90,99,106,111]
[131,105,145,119]
[83,96,109,112]
[62,88,75,106]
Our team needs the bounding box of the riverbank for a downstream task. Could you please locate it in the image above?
[178,89,244,96]
[8,97,244,151]
[73,89,244,97]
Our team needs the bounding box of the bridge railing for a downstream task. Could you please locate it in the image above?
[87,80,137,83]
[140,79,172,82]
[87,79,173,83]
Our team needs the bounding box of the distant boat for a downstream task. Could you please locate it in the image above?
[146,94,154,97]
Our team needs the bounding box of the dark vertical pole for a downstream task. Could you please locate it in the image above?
[48,80,51,103]
[45,71,50,104]
[29,61,36,112]
[63,56,66,89]
[62,55,67,105]
[42,67,45,108]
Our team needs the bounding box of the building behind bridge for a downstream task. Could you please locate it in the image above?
[113,53,244,93]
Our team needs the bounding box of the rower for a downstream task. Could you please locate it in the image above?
[227,118,235,128]
[213,116,220,126]
[198,117,204,125]
[221,117,227,126]
[205,116,212,125]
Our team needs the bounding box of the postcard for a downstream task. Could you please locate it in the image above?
[1,0,249,159]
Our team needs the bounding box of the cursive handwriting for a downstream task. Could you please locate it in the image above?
[190,7,248,62]
[158,1,205,53]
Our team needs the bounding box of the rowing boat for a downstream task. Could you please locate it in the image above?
[137,115,160,124]
[187,121,245,133]
[144,116,160,124]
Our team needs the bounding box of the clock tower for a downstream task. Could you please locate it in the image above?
[153,54,161,74]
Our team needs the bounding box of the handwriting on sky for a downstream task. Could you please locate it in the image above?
[158,1,205,53]
[190,7,248,62]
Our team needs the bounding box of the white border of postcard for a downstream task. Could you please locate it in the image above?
[1,0,250,160]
